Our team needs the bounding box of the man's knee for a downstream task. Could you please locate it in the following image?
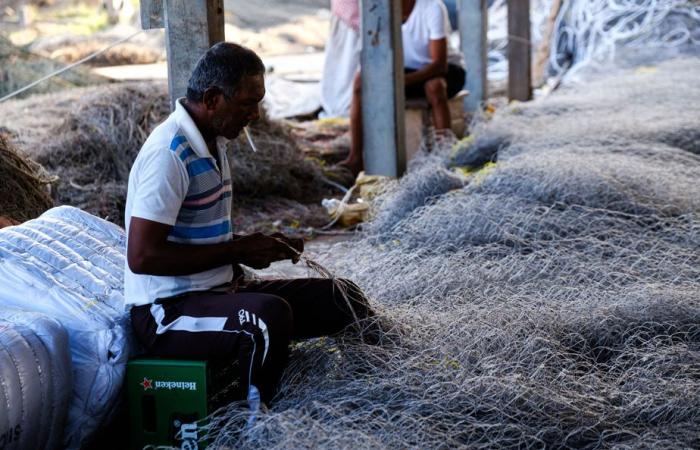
[424,78,448,104]
[335,278,374,317]
[337,278,364,299]
[239,293,293,333]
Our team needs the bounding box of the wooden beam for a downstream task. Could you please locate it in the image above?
[507,0,532,101]
[361,0,406,177]
[163,0,225,110]
[140,0,164,29]
[459,0,488,111]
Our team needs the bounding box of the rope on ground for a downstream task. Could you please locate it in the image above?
[0,29,146,103]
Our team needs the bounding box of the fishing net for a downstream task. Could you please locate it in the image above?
[0,35,104,100]
[204,57,700,449]
[486,0,700,84]
[32,82,169,224]
[0,133,53,223]
[32,37,162,66]
[228,109,329,201]
[549,0,700,80]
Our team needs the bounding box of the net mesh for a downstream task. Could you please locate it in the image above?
[0,133,53,223]
[486,0,700,83]
[204,57,700,449]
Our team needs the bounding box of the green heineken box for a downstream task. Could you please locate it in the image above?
[127,359,210,450]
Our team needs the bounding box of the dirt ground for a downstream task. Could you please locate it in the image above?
[225,0,329,30]
[223,0,331,56]
[3,0,331,56]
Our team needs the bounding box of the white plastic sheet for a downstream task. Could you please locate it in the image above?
[0,206,130,449]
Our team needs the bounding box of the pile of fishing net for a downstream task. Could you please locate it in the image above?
[204,57,700,448]
[31,34,163,66]
[0,81,332,230]
[0,35,104,100]
[486,0,700,84]
[549,0,700,80]
[0,133,53,224]
[27,82,170,225]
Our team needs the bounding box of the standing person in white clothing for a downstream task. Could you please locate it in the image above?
[340,0,466,176]
[320,0,361,118]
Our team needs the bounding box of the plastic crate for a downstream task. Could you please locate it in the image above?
[127,359,210,449]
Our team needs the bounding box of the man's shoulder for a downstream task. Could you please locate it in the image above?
[137,118,196,167]
[131,124,195,184]
[141,116,184,153]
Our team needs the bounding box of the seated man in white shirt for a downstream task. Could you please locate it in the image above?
[125,42,375,408]
[340,0,466,175]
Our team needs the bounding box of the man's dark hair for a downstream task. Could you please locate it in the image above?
[186,42,265,102]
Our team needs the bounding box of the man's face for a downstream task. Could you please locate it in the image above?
[211,73,265,140]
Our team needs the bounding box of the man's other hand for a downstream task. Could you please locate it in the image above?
[233,233,304,269]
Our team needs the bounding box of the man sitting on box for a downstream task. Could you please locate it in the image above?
[124,42,375,410]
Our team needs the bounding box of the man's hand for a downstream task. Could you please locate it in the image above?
[233,233,304,269]
[404,38,448,86]
[270,233,304,264]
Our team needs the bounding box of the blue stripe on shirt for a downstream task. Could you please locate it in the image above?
[178,146,195,162]
[170,135,188,151]
[170,220,231,239]
[186,158,216,177]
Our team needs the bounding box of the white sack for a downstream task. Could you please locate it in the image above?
[0,311,71,450]
[0,206,130,449]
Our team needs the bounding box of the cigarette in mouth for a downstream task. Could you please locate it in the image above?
[244,127,258,153]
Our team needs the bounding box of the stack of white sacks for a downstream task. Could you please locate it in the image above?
[0,206,131,449]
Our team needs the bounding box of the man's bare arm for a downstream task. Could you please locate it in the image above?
[127,217,301,276]
[404,38,448,86]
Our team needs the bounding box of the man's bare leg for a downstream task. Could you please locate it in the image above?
[424,77,451,130]
[340,72,364,176]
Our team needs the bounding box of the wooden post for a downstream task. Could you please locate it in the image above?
[140,0,225,110]
[140,0,163,29]
[532,0,561,87]
[507,0,532,101]
[164,0,224,110]
[361,0,406,177]
[459,0,488,112]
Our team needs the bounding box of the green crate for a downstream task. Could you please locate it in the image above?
[127,359,210,450]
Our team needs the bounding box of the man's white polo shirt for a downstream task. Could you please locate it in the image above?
[124,99,233,306]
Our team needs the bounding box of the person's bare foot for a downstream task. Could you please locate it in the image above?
[338,158,363,177]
